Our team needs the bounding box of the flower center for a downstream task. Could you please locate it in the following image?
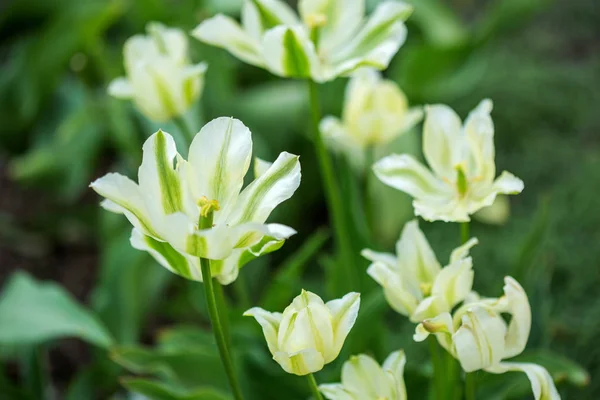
[197,196,220,229]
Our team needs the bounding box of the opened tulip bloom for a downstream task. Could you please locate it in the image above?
[414,277,560,400]
[244,290,360,375]
[319,350,407,400]
[373,99,524,222]
[363,219,477,322]
[320,68,422,166]
[90,117,301,284]
[192,0,412,82]
[108,22,207,122]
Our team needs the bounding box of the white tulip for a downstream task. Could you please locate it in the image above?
[414,277,560,400]
[192,0,412,82]
[320,68,422,166]
[362,219,477,322]
[90,117,300,284]
[108,22,207,122]
[373,100,524,222]
[244,290,360,375]
[319,350,407,400]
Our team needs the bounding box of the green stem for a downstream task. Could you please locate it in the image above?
[307,80,358,291]
[306,373,324,400]
[214,282,232,348]
[363,145,375,240]
[173,116,195,145]
[23,346,47,399]
[460,221,470,245]
[465,372,476,400]
[429,337,444,400]
[200,258,244,400]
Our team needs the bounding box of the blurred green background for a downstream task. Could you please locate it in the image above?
[0,0,598,399]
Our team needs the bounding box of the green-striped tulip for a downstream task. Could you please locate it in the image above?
[319,350,407,400]
[373,100,524,222]
[108,22,207,122]
[90,117,301,284]
[191,0,412,83]
[362,219,478,323]
[414,277,561,400]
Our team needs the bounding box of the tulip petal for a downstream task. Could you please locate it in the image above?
[485,362,561,400]
[253,157,273,179]
[242,0,300,39]
[423,104,465,180]
[361,248,396,268]
[366,259,419,317]
[453,306,507,372]
[188,117,253,219]
[192,15,263,67]
[182,62,208,107]
[431,257,474,311]
[107,77,134,99]
[227,151,301,225]
[326,2,412,79]
[326,292,361,357]
[138,130,184,216]
[341,354,391,398]
[318,384,355,400]
[396,220,441,286]
[184,223,234,260]
[500,277,532,359]
[410,296,448,323]
[273,348,325,375]
[449,237,478,263]
[373,154,449,200]
[244,307,283,355]
[130,228,200,280]
[382,350,408,400]
[493,171,524,194]
[413,312,454,352]
[464,99,495,182]
[90,173,159,238]
[262,26,320,79]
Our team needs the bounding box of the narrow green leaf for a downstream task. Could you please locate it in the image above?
[122,378,231,400]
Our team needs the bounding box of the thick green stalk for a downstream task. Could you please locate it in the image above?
[307,373,324,400]
[307,80,358,291]
[200,258,244,400]
[363,145,375,239]
[429,337,444,400]
[465,372,476,400]
[460,221,470,244]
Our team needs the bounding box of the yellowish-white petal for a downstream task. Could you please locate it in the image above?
[449,237,479,263]
[464,99,495,182]
[423,104,465,180]
[413,312,454,352]
[107,77,133,99]
[382,350,408,400]
[341,354,392,398]
[318,383,355,400]
[242,0,300,40]
[367,262,419,317]
[192,14,263,67]
[326,292,361,359]
[473,195,510,225]
[396,219,441,286]
[261,26,320,79]
[243,307,283,355]
[500,276,532,359]
[273,348,325,375]
[431,257,474,312]
[493,171,524,194]
[485,362,561,400]
[253,157,273,179]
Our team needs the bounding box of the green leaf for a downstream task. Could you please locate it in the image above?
[121,378,231,400]
[0,272,114,348]
[408,0,468,47]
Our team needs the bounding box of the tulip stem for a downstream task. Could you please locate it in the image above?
[200,258,244,400]
[363,145,375,241]
[307,373,324,400]
[308,80,359,292]
[428,337,444,400]
[465,372,476,400]
[173,116,195,145]
[460,221,470,244]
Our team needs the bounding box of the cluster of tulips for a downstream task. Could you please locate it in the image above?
[93,1,560,399]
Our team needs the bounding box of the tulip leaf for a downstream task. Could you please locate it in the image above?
[121,378,231,400]
[0,271,114,348]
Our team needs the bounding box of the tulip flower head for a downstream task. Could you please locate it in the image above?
[319,350,407,400]
[90,117,301,284]
[108,22,207,122]
[320,68,422,166]
[373,100,524,222]
[192,0,412,82]
[244,290,360,375]
[414,277,560,400]
[363,219,477,322]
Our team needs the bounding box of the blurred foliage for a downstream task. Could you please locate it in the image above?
[0,0,599,398]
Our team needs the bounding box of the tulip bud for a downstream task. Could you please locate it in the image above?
[319,350,407,400]
[244,290,360,375]
[108,22,207,122]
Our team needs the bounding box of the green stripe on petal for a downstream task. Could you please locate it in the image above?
[227,152,300,225]
[154,130,184,214]
[262,26,317,79]
[144,235,192,278]
[282,29,311,77]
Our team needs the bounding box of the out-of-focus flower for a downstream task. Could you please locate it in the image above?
[319,350,407,400]
[414,277,561,400]
[90,117,300,284]
[108,22,207,122]
[373,100,524,222]
[192,0,412,83]
[320,68,422,166]
[362,219,477,322]
[244,290,360,375]
[474,194,510,225]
